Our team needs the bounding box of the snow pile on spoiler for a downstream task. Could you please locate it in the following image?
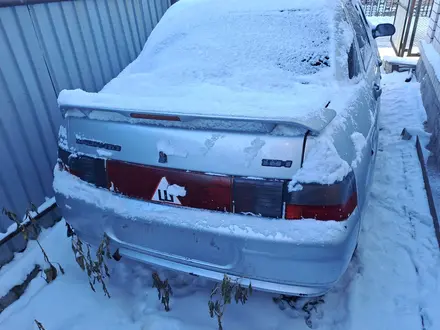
[289,137,351,189]
[58,0,353,121]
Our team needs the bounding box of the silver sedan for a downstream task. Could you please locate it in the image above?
[54,0,395,296]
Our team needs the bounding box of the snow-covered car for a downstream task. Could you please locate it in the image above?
[54,0,395,296]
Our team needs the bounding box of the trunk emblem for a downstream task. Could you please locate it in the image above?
[76,138,121,151]
[262,159,293,168]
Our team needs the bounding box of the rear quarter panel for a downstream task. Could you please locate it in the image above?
[307,80,377,212]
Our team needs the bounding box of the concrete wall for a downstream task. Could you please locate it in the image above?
[427,0,440,50]
[418,48,440,157]
[418,1,440,166]
[0,0,170,259]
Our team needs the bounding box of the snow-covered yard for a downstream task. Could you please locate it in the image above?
[0,72,439,330]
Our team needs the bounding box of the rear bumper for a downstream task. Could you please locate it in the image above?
[54,170,361,297]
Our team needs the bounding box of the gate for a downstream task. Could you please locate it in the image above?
[362,0,399,16]
[392,0,412,56]
[361,0,433,56]
[391,0,434,56]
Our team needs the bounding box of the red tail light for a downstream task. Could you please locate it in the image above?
[106,160,285,217]
[284,172,357,221]
[106,160,232,212]
[58,148,356,221]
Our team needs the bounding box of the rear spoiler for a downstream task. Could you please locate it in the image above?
[59,91,336,135]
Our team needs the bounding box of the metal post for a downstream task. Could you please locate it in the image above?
[400,0,417,56]
[407,0,423,56]
[391,0,412,56]
[429,0,434,18]
[376,0,382,16]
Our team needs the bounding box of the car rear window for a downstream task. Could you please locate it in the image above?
[146,9,332,78]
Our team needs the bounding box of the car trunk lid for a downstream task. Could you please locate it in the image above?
[58,102,346,219]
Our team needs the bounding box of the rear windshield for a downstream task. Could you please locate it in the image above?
[147,9,332,78]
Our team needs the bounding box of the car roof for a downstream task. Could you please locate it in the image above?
[113,0,350,84]
[171,0,347,13]
[58,0,360,126]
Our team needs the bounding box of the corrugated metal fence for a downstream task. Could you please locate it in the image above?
[0,0,170,254]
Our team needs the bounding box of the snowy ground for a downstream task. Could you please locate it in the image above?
[0,72,439,330]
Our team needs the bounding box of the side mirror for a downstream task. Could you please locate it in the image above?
[373,23,396,39]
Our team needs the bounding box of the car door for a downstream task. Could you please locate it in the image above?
[357,5,382,64]
[345,2,379,208]
[357,3,382,111]
[355,4,381,180]
[347,3,380,114]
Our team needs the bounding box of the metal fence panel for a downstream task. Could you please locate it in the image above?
[392,0,412,55]
[389,0,434,56]
[407,1,433,55]
[361,0,399,16]
[0,0,169,239]
[361,0,432,16]
[0,6,57,211]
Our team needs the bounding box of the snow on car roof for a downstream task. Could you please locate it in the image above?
[117,0,335,80]
[168,0,341,12]
[59,0,353,123]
